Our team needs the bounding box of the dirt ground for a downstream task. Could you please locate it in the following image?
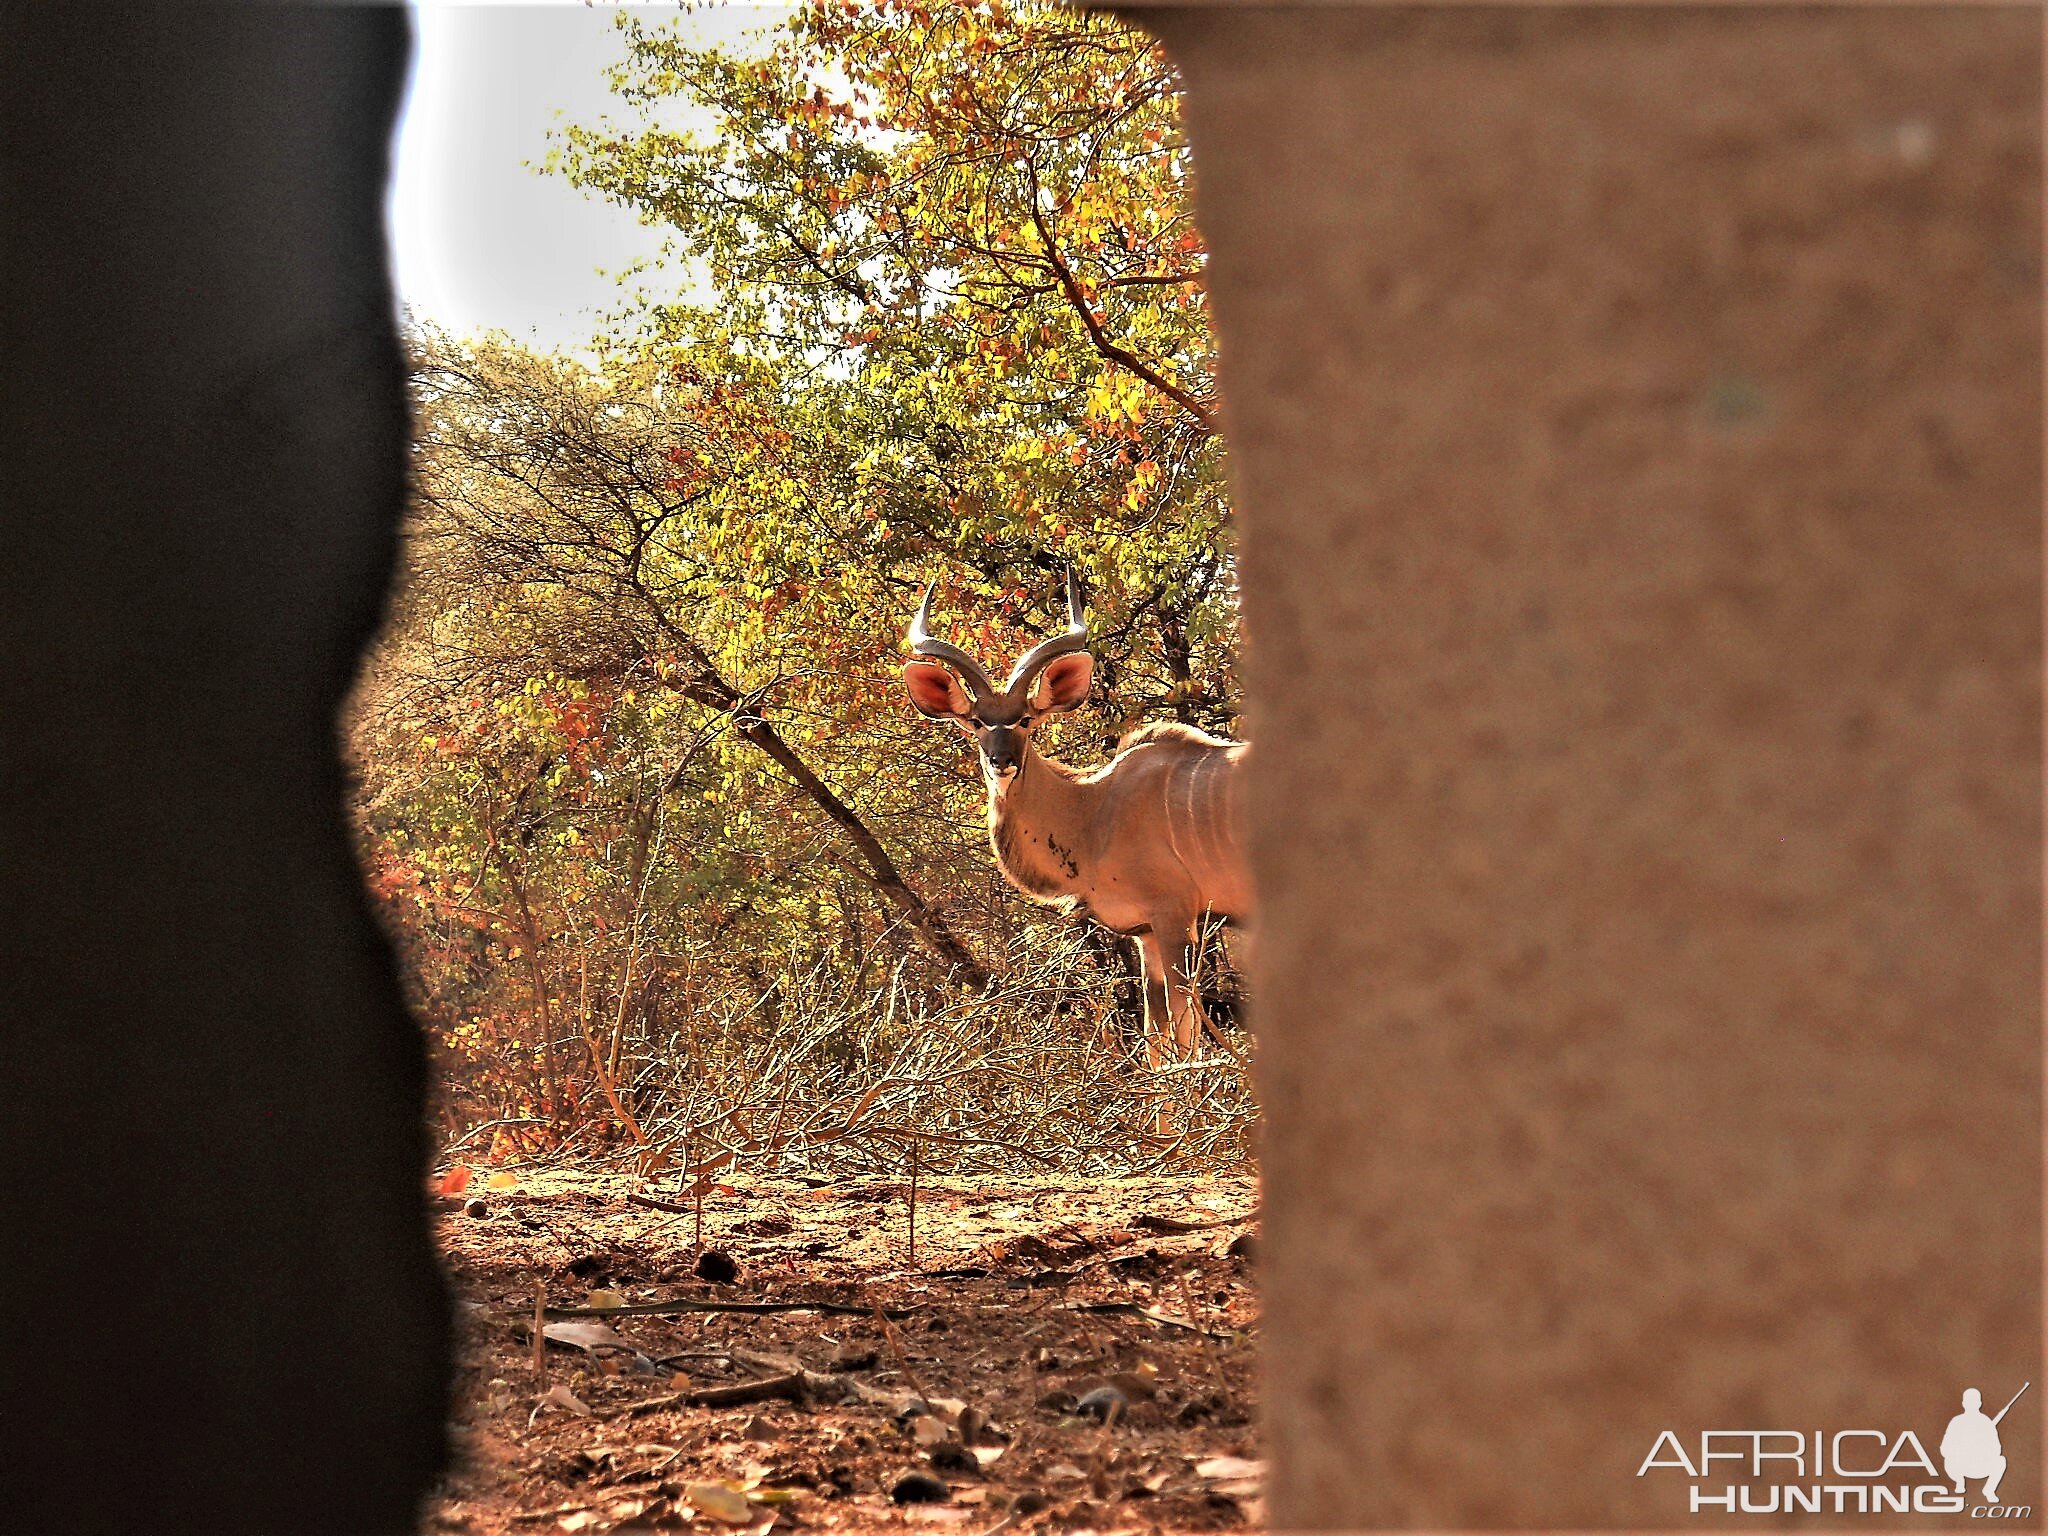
[427,1171,1264,1536]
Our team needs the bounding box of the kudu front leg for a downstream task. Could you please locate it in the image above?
[1134,926,1179,1137]
[1138,917,1208,1061]
[1136,920,1215,1136]
[1161,920,1211,1056]
[1135,927,1176,1072]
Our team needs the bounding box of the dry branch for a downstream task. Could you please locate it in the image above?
[517,1296,918,1321]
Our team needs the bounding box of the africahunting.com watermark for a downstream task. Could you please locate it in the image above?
[1638,1384,2031,1518]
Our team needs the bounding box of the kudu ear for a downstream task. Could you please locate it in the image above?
[1030,652,1094,713]
[903,660,974,719]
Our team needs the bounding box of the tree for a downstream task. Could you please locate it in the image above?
[554,0,1238,735]
[352,1,1250,1156]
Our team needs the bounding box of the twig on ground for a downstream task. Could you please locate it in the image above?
[1065,1301,1239,1340]
[874,1303,933,1408]
[607,1361,887,1418]
[508,1295,919,1321]
[674,1372,811,1409]
[1131,1207,1260,1235]
[626,1193,693,1214]
[530,1283,546,1384]
[907,1126,920,1267]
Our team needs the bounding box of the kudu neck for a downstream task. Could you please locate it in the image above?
[986,736,1086,816]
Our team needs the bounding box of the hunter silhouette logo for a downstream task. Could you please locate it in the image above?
[1638,1381,2032,1517]
[1943,1384,2028,1506]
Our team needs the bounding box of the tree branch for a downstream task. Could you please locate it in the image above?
[1024,176,1216,436]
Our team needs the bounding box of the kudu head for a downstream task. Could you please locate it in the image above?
[902,571,1095,782]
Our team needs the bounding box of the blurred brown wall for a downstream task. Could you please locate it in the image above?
[1143,6,2041,1527]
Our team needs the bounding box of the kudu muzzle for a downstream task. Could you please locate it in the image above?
[977,722,1029,778]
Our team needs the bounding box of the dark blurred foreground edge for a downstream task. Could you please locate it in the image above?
[1,8,450,1531]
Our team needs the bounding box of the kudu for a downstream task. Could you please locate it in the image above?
[901,574,1251,1069]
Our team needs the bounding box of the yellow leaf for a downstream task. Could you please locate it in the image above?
[684,1483,755,1524]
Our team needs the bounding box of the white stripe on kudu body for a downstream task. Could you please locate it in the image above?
[901,575,1253,1094]
[1161,741,1250,913]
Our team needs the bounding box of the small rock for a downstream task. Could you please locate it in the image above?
[891,1473,950,1505]
[1074,1385,1128,1423]
[829,1344,879,1372]
[1008,1491,1050,1517]
[928,1441,978,1476]
[1034,1389,1079,1415]
[694,1249,740,1285]
[1225,1232,1257,1263]
[462,1198,488,1219]
[956,1405,988,1446]
[893,1396,936,1426]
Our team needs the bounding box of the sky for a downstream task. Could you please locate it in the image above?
[386,1,786,356]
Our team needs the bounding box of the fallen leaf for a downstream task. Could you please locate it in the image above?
[584,1288,626,1311]
[487,1171,520,1192]
[970,1447,1005,1468]
[531,1383,592,1425]
[545,1321,632,1354]
[437,1166,472,1196]
[510,1503,590,1527]
[910,1414,951,1445]
[1046,1463,1088,1482]
[683,1482,755,1524]
[1195,1455,1265,1482]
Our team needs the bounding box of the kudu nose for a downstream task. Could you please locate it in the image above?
[981,728,1024,776]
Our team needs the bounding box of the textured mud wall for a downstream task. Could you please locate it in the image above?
[1147,6,2041,1528]
[3,10,448,1533]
